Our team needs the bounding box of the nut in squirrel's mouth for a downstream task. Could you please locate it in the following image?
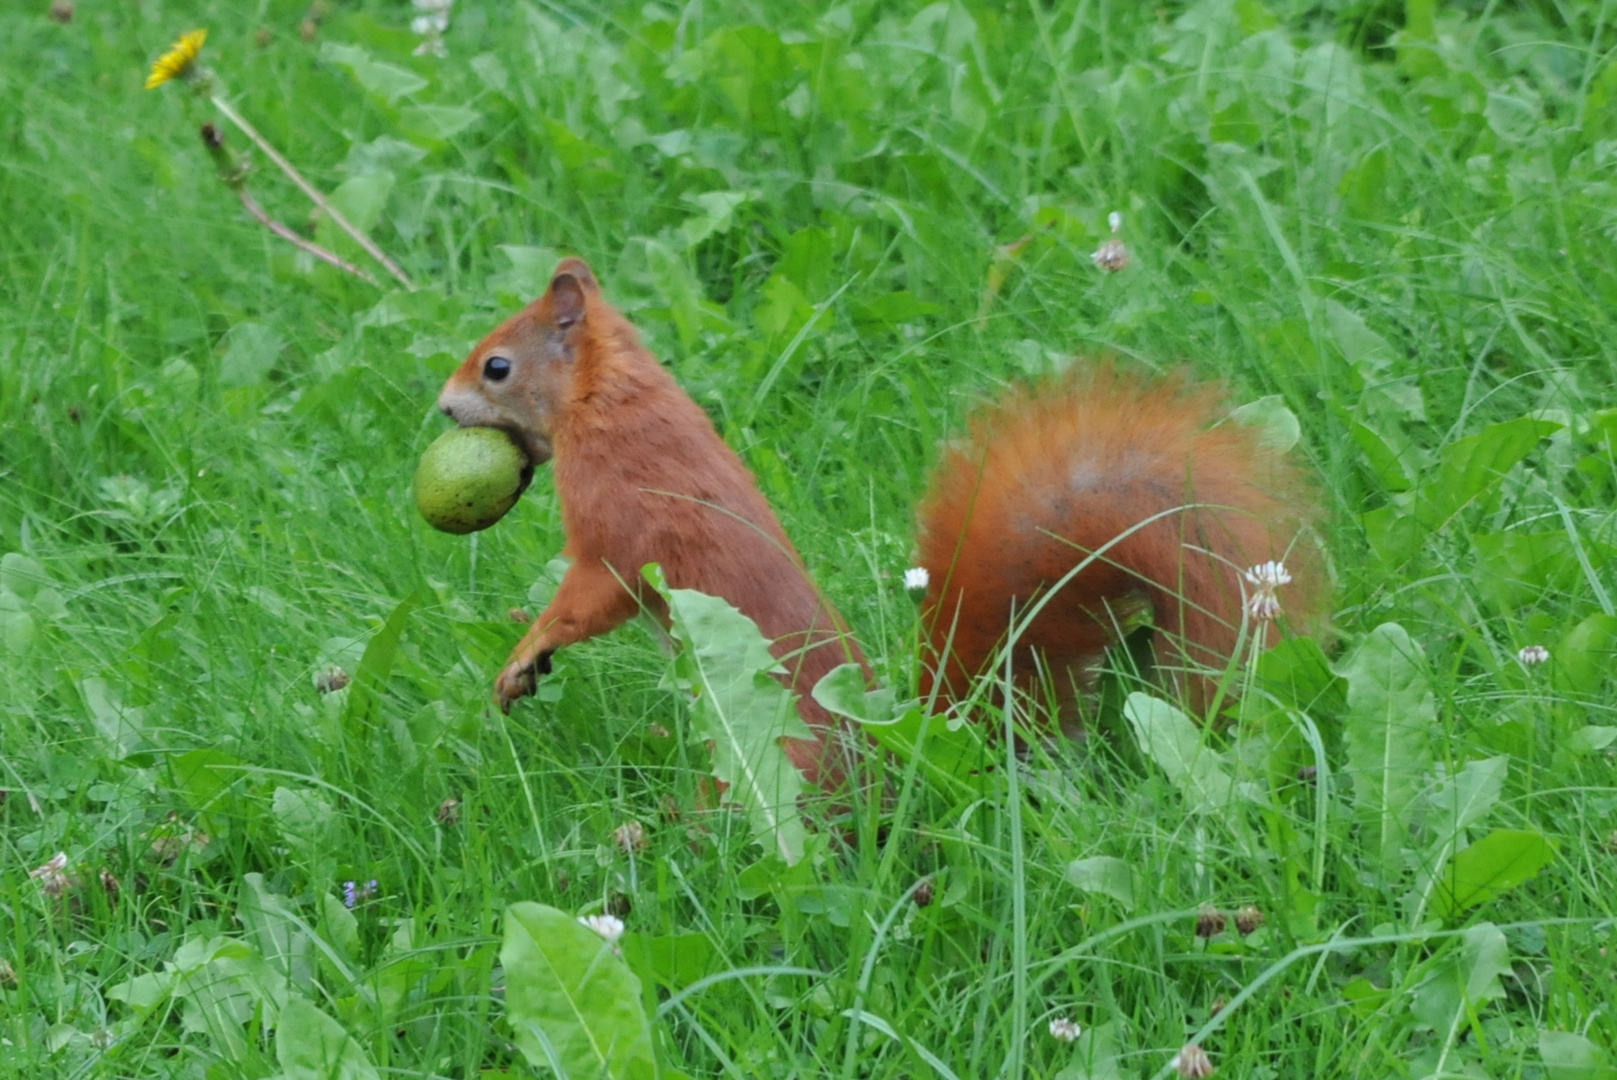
[469,424,547,473]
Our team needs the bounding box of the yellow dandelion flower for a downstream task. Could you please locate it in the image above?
[146,29,207,90]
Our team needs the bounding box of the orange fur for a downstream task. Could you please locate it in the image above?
[915,366,1323,712]
[438,259,866,787]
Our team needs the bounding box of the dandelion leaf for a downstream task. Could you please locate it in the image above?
[653,570,811,865]
[1336,623,1434,878]
[1430,829,1556,919]
[1540,1031,1617,1080]
[276,997,382,1080]
[1410,922,1509,1036]
[1123,692,1238,814]
[501,902,658,1080]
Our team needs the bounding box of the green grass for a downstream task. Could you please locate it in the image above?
[2,0,1616,1077]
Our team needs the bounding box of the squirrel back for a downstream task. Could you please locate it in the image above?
[438,260,866,786]
[915,365,1323,713]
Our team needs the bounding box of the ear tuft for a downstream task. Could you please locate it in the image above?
[549,271,587,329]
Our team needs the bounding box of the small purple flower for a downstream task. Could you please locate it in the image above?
[342,879,379,909]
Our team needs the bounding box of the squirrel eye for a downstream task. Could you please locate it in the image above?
[483,356,512,382]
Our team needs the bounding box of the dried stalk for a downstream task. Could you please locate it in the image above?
[208,95,414,290]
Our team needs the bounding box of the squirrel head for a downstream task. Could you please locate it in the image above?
[437,258,600,466]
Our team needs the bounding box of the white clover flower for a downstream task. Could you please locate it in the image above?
[29,852,71,898]
[1091,238,1129,272]
[903,566,930,592]
[1246,593,1282,622]
[1243,561,1293,589]
[1174,1044,1214,1080]
[1049,1017,1082,1042]
[1107,210,1123,234]
[613,820,648,853]
[579,913,625,944]
[1517,644,1549,667]
[1242,561,1293,623]
[411,0,452,56]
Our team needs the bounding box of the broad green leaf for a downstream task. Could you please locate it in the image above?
[1425,756,1508,843]
[653,571,811,865]
[169,747,245,831]
[1569,726,1617,754]
[501,902,658,1080]
[80,676,148,759]
[1553,614,1617,695]
[401,105,481,142]
[1123,693,1238,814]
[1410,922,1509,1035]
[1540,1031,1617,1080]
[1430,829,1556,918]
[816,633,983,794]
[492,245,564,301]
[0,593,34,654]
[344,591,422,730]
[1338,145,1390,219]
[219,322,284,389]
[171,933,256,973]
[1228,394,1301,452]
[0,552,48,601]
[543,118,614,170]
[168,933,285,1059]
[1327,300,1396,374]
[319,892,360,958]
[276,997,381,1080]
[619,932,719,991]
[1064,856,1136,911]
[239,873,314,991]
[106,970,176,1011]
[850,291,942,333]
[735,834,826,901]
[345,134,425,176]
[374,918,436,1025]
[327,172,394,235]
[679,190,752,247]
[1361,505,1422,567]
[1418,418,1561,529]
[841,703,986,798]
[754,273,817,340]
[1349,420,1414,492]
[1412,756,1509,923]
[1255,635,1346,713]
[1337,623,1434,877]
[1472,531,1580,610]
[320,42,427,104]
[272,786,336,859]
[812,663,896,725]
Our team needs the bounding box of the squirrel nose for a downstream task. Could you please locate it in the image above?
[438,400,457,421]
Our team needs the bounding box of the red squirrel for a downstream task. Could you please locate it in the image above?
[437,258,1323,787]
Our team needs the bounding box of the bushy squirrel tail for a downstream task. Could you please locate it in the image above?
[914,364,1325,712]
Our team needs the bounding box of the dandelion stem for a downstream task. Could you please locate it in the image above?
[208,94,414,290]
[236,188,378,285]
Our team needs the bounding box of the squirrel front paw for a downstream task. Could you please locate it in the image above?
[494,651,553,713]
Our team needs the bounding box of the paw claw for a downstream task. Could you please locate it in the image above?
[495,659,538,713]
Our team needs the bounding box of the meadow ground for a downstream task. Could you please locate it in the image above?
[2,1,1616,1078]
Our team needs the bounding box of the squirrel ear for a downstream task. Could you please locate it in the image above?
[549,271,588,329]
[551,257,599,295]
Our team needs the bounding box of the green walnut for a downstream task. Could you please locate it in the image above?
[414,427,532,534]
